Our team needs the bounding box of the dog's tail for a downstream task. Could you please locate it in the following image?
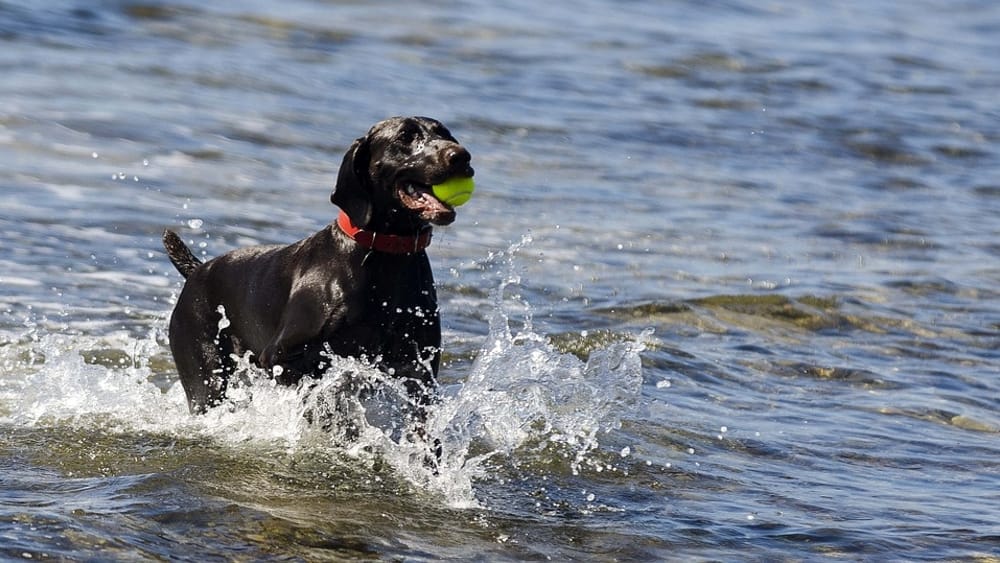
[162,229,202,279]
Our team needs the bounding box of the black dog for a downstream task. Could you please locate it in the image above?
[163,116,473,423]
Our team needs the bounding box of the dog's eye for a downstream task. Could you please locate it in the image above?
[431,124,454,142]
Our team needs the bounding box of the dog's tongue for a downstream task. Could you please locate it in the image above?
[400,184,456,225]
[416,189,451,213]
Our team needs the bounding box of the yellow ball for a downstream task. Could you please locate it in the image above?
[432,176,475,207]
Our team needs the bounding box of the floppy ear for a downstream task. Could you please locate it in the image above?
[330,135,372,227]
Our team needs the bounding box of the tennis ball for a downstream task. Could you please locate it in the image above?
[431,176,475,207]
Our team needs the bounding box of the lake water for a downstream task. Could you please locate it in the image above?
[1,0,998,560]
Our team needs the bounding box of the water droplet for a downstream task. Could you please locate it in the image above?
[187,219,204,229]
[215,305,231,330]
[586,493,595,502]
[620,446,630,457]
[91,152,99,159]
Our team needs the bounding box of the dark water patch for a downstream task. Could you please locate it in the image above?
[691,97,759,110]
[243,516,384,559]
[761,360,897,390]
[122,3,357,55]
[884,83,956,96]
[879,341,980,368]
[628,50,784,83]
[876,407,998,434]
[0,3,114,46]
[190,70,302,96]
[839,130,930,165]
[689,294,846,332]
[884,277,962,297]
[238,14,353,44]
[7,426,202,479]
[972,184,1000,198]
[867,176,927,191]
[241,16,355,57]
[811,223,941,252]
[458,116,570,139]
[122,4,186,21]
[595,301,692,320]
[676,51,786,75]
[605,121,738,151]
[772,77,835,92]
[177,147,227,160]
[731,344,774,355]
[594,302,734,339]
[887,54,948,71]
[594,295,897,336]
[629,62,691,79]
[548,329,643,361]
[932,144,991,159]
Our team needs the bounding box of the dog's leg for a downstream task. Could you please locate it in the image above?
[260,288,343,376]
[396,375,442,470]
[168,297,233,414]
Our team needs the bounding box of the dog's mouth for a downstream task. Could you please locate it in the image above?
[398,180,457,226]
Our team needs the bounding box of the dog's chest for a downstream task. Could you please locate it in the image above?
[324,259,440,367]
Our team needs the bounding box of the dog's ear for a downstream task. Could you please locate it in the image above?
[331,135,372,227]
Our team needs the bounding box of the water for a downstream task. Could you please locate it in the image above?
[1,0,998,559]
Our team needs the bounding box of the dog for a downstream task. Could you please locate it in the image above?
[162,116,473,427]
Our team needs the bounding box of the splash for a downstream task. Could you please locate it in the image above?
[0,236,649,507]
[411,236,649,504]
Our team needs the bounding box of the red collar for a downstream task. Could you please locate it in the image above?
[336,211,432,254]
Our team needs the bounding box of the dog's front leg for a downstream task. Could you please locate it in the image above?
[259,287,343,382]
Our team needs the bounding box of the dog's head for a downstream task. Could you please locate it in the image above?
[331,116,474,230]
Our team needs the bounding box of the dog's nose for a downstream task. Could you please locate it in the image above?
[444,145,471,168]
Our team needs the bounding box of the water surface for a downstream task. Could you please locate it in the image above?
[1,0,999,560]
